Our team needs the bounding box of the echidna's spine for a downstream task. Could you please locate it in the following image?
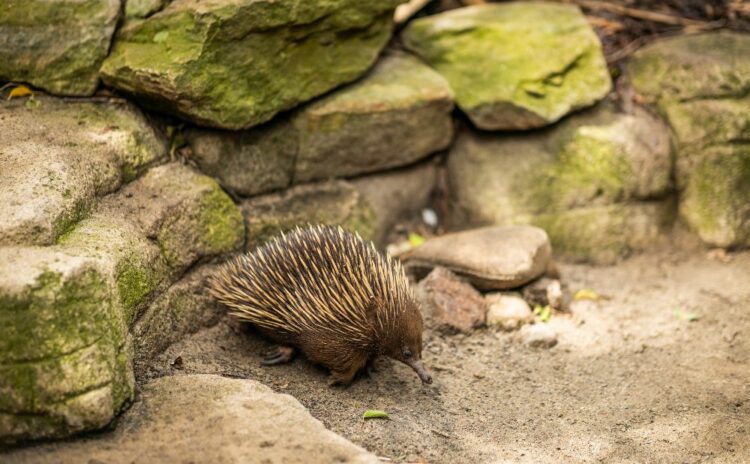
[208,225,413,344]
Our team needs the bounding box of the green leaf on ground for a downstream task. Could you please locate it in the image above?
[574,289,600,301]
[674,309,699,322]
[363,409,389,420]
[408,232,426,247]
[534,305,552,323]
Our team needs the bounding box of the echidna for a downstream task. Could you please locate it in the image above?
[209,225,432,386]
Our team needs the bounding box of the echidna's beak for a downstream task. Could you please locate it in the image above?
[408,359,433,384]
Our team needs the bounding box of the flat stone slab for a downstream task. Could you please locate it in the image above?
[403,226,552,290]
[0,0,120,96]
[2,374,379,464]
[101,0,401,129]
[0,97,166,247]
[402,2,611,130]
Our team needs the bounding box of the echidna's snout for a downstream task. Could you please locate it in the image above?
[408,359,433,384]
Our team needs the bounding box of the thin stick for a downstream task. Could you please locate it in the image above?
[566,0,710,27]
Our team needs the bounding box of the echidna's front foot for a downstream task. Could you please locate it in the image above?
[262,345,295,365]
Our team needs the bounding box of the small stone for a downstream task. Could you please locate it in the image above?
[403,226,552,290]
[416,267,486,334]
[485,293,533,331]
[519,324,558,349]
[522,278,570,311]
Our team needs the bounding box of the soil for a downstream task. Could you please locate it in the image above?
[141,238,750,463]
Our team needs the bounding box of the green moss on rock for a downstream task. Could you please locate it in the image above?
[242,181,376,249]
[101,0,402,129]
[402,2,611,130]
[0,0,120,96]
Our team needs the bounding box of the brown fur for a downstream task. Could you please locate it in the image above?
[208,225,432,386]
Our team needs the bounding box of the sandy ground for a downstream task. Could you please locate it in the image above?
[135,243,750,463]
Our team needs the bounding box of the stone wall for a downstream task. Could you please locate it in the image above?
[1,0,748,443]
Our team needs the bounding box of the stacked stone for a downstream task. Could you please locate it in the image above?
[1,0,749,446]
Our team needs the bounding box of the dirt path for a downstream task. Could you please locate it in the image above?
[144,246,750,463]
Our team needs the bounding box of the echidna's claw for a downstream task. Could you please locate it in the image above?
[262,345,295,365]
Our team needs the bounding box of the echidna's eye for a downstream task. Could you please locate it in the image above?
[403,348,412,359]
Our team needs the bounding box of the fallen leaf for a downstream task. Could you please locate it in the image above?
[574,289,600,301]
[408,232,426,247]
[8,84,32,100]
[363,409,389,420]
[674,309,699,322]
[534,305,552,323]
[24,96,40,109]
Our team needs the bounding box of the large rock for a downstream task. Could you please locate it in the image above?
[242,181,376,249]
[291,52,453,182]
[351,160,438,246]
[101,0,402,129]
[185,52,452,196]
[0,97,167,247]
[0,162,244,443]
[1,375,379,464]
[403,226,552,290]
[0,247,133,444]
[447,104,674,263]
[126,0,170,19]
[402,2,611,130]
[0,0,120,96]
[627,32,750,248]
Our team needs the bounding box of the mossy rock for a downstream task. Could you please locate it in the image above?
[402,2,611,130]
[530,202,674,264]
[241,181,376,250]
[187,52,452,196]
[0,96,167,247]
[627,32,750,247]
[0,247,133,444]
[101,0,402,129]
[0,0,120,96]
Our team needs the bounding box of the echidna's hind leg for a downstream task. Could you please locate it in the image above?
[262,345,295,365]
[327,365,360,387]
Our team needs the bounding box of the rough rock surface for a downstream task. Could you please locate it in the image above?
[1,159,244,443]
[0,0,120,96]
[241,181,375,250]
[404,226,551,290]
[627,32,750,248]
[186,52,452,196]
[132,265,224,375]
[416,267,485,333]
[447,103,673,263]
[485,293,534,331]
[126,0,170,19]
[101,0,402,129]
[351,160,438,246]
[0,97,167,247]
[2,375,380,464]
[291,52,453,182]
[518,323,558,349]
[0,247,133,444]
[402,2,611,130]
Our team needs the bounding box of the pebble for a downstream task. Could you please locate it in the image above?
[519,324,558,349]
[485,293,534,331]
